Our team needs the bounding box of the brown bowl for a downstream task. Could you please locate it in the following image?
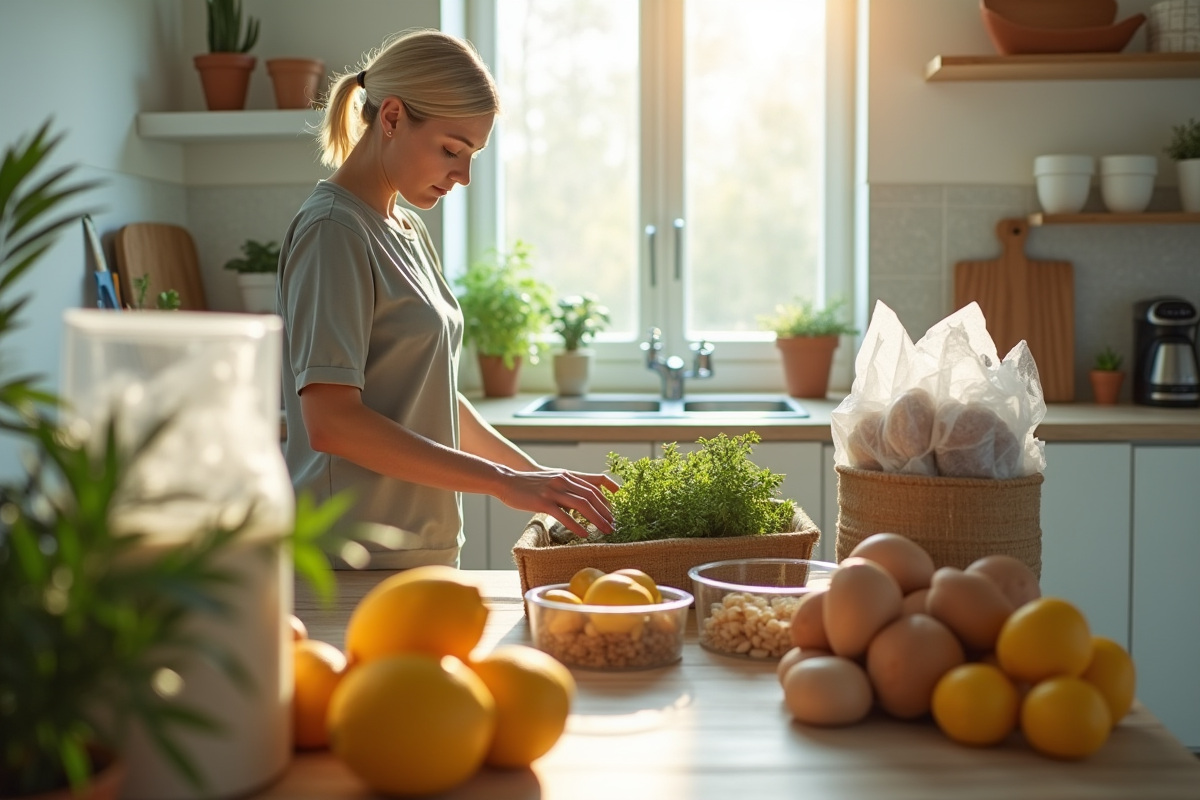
[981,7,1146,55]
[982,0,1116,30]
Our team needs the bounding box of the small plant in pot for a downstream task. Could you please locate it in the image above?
[224,239,280,313]
[455,240,553,397]
[195,0,260,111]
[758,296,857,399]
[1090,345,1125,405]
[551,293,610,396]
[1165,117,1200,213]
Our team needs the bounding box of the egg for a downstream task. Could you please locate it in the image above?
[789,589,830,650]
[926,567,1015,652]
[901,588,930,616]
[782,656,874,726]
[866,613,965,719]
[777,645,832,686]
[848,532,935,594]
[966,554,1041,608]
[823,557,903,659]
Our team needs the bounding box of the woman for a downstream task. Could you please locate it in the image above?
[278,29,616,568]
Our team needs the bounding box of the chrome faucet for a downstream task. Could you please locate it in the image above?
[641,327,715,400]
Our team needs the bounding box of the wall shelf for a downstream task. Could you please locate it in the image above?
[1029,212,1200,225]
[136,110,322,143]
[925,52,1200,82]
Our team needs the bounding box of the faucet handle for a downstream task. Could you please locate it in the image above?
[690,339,714,356]
[641,327,663,354]
[688,339,714,379]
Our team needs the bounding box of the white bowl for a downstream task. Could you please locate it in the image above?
[1037,173,1092,214]
[1034,154,1095,177]
[1100,154,1158,176]
[1102,174,1156,213]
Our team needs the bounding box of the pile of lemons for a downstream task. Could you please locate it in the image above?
[290,565,575,795]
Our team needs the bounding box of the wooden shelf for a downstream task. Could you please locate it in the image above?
[1029,211,1200,225]
[925,52,1200,82]
[136,110,322,143]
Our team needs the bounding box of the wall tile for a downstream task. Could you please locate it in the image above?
[869,276,945,342]
[868,205,943,278]
[869,184,943,206]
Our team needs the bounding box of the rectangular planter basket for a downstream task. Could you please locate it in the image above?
[512,506,821,602]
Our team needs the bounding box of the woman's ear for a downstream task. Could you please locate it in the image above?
[378,96,405,137]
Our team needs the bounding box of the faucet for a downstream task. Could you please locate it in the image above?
[641,327,715,400]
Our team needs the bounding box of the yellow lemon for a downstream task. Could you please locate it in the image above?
[583,573,653,634]
[613,568,663,603]
[568,567,606,600]
[469,645,576,768]
[931,663,1019,747]
[1021,676,1111,760]
[292,639,347,750]
[543,588,583,605]
[1080,636,1136,726]
[996,597,1092,684]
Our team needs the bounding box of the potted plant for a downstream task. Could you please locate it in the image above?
[550,293,610,396]
[1090,346,1125,405]
[131,273,182,310]
[455,240,553,397]
[1165,117,1200,213]
[224,239,280,313]
[266,58,326,110]
[195,0,260,111]
[758,296,858,399]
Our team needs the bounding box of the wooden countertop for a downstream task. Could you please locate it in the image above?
[279,570,1200,800]
[473,394,1200,443]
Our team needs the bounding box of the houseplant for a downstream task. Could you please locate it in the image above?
[758,296,858,399]
[550,293,610,396]
[224,238,280,313]
[1090,345,1125,405]
[1165,117,1200,213]
[195,0,260,111]
[266,58,326,110]
[455,240,553,397]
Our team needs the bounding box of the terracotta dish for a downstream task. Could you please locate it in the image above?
[981,0,1117,30]
[981,7,1146,55]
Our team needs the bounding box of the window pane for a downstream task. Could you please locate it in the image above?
[684,0,825,335]
[497,0,640,337]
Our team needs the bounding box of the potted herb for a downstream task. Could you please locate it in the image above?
[195,0,260,111]
[455,240,553,397]
[550,293,610,396]
[1090,346,1125,406]
[131,273,182,310]
[758,296,858,399]
[1165,117,1200,213]
[224,238,280,313]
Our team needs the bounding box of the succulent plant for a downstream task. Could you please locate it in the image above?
[206,0,260,54]
[1094,346,1123,372]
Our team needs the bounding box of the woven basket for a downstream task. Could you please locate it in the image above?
[512,507,821,602]
[835,465,1043,578]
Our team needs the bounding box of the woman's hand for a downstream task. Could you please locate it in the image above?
[494,468,619,538]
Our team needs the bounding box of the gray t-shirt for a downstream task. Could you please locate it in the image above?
[279,181,464,568]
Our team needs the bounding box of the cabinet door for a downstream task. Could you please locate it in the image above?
[1040,443,1132,649]
[459,492,489,569]
[821,444,837,564]
[486,442,654,570]
[1132,446,1200,749]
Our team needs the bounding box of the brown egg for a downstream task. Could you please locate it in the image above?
[777,646,833,686]
[926,567,1015,652]
[782,656,874,726]
[849,532,935,594]
[789,589,830,650]
[901,588,930,616]
[866,613,965,719]
[966,554,1041,609]
[824,557,903,659]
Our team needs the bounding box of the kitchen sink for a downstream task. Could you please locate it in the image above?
[514,393,809,419]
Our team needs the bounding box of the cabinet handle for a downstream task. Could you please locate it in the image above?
[645,224,658,288]
[673,218,685,281]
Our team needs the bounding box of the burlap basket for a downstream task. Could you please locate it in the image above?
[512,506,821,602]
[835,465,1043,578]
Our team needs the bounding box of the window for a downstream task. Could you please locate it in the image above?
[471,0,853,390]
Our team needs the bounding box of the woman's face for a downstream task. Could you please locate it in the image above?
[385,104,495,210]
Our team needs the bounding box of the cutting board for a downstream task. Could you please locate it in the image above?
[112,223,209,311]
[954,218,1075,402]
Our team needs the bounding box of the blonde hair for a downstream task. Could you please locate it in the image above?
[319,29,500,169]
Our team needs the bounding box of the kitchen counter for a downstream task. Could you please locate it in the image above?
[473,394,1200,443]
[277,570,1200,800]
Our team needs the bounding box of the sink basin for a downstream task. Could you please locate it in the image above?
[514,394,808,419]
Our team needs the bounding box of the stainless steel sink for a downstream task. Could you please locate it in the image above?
[514,393,808,419]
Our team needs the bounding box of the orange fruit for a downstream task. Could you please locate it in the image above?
[568,567,606,600]
[996,597,1092,684]
[1080,636,1136,726]
[1021,676,1111,759]
[469,645,576,768]
[931,663,1019,747]
[289,614,309,642]
[543,588,583,605]
[292,639,347,750]
[345,565,488,664]
[327,654,496,795]
[613,568,663,603]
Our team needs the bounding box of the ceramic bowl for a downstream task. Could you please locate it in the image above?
[1034,155,1095,214]
[1100,155,1158,213]
[981,6,1146,54]
[983,0,1118,29]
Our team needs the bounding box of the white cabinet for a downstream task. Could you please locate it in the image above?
[1132,446,1200,749]
[459,493,489,570]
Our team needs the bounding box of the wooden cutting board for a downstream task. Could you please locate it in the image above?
[954,218,1075,402]
[112,223,209,311]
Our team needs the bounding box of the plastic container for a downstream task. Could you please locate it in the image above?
[689,558,838,660]
[1100,154,1158,213]
[1034,154,1095,214]
[525,583,693,670]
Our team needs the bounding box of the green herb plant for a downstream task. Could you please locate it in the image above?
[758,296,857,338]
[1094,346,1123,372]
[552,293,611,352]
[206,0,259,53]
[131,274,182,311]
[1165,118,1200,161]
[455,240,554,368]
[600,432,795,543]
[223,239,280,274]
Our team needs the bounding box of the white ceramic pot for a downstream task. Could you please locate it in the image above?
[553,350,592,396]
[237,273,277,314]
[1034,154,1095,214]
[1100,154,1158,214]
[1178,158,1200,212]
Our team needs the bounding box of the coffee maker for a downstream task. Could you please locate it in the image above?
[1133,296,1200,407]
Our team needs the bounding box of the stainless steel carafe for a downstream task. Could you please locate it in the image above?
[1134,297,1200,408]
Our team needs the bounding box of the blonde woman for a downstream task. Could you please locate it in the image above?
[279,29,615,568]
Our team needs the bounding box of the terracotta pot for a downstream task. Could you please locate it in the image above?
[479,355,522,398]
[194,53,256,111]
[775,335,839,399]
[266,58,325,109]
[20,754,126,800]
[1090,370,1125,405]
[553,350,592,396]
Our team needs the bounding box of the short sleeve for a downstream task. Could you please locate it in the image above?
[281,218,374,391]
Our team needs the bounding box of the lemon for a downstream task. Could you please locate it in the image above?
[1080,636,1136,726]
[568,567,606,600]
[543,588,583,605]
[931,663,1019,747]
[583,573,653,634]
[1021,676,1111,759]
[996,597,1092,684]
[613,568,663,603]
[292,639,347,750]
[469,645,575,768]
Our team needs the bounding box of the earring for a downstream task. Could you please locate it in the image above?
[386,130,393,138]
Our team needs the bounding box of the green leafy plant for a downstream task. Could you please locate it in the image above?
[600,432,795,543]
[1094,346,1123,372]
[224,239,280,274]
[130,274,182,311]
[757,296,857,338]
[455,240,554,368]
[206,0,259,53]
[1165,118,1200,161]
[552,293,610,352]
